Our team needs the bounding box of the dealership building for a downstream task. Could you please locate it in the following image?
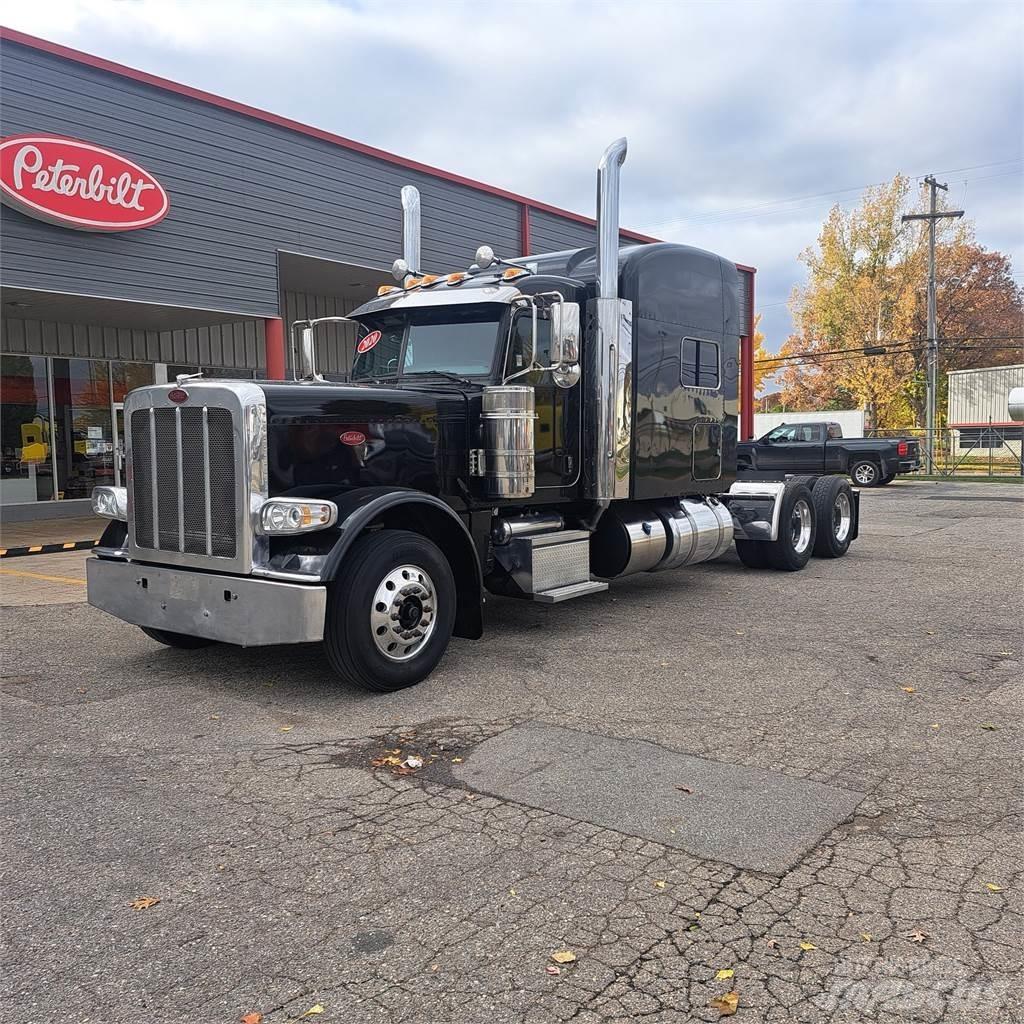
[1,27,673,520]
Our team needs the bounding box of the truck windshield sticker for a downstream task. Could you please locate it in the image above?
[357,330,381,354]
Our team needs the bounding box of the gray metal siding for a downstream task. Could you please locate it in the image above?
[1,41,530,316]
[528,210,597,255]
[948,364,1024,425]
[1,313,266,370]
[282,291,362,376]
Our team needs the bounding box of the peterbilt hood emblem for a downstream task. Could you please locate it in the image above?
[339,430,366,446]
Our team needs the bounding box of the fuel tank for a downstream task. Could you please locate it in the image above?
[259,381,469,499]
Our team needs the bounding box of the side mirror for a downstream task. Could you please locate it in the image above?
[550,301,580,366]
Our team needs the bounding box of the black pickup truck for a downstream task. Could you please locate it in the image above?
[737,421,921,486]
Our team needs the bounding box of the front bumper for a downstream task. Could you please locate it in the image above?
[87,557,326,646]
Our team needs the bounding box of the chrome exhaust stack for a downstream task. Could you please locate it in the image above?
[585,138,633,522]
[401,185,421,275]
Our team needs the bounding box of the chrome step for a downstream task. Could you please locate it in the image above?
[533,579,609,603]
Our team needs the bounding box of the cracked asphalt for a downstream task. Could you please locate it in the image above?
[1,479,1021,1023]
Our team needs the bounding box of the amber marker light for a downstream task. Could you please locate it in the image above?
[446,273,469,285]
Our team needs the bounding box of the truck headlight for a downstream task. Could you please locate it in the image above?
[92,486,128,521]
[258,498,338,535]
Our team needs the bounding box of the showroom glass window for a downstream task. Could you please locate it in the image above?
[0,355,55,503]
[50,359,114,500]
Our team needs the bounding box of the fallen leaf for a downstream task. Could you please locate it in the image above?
[861,933,873,942]
[735,630,745,636]
[709,990,739,1016]
[997,651,1013,657]
[926,630,935,635]
[550,950,577,964]
[688,923,701,932]
[931,724,941,729]
[765,938,779,949]
[451,757,464,763]
[509,887,518,897]
[660,661,670,667]
[905,929,929,943]
[901,686,916,694]
[980,724,998,731]
[210,714,221,720]
[76,687,87,694]
[654,880,666,889]
[546,965,561,976]
[676,785,693,794]
[128,896,160,910]
[984,883,1003,892]
[240,1015,263,1024]
[296,1007,324,1020]
[279,725,293,733]
[715,968,735,980]
[799,941,817,951]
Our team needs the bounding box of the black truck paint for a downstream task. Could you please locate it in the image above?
[737,421,921,486]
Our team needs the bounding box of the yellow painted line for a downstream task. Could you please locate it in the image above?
[63,542,77,549]
[28,545,43,553]
[0,567,87,585]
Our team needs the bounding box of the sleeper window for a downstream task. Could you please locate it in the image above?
[680,338,720,389]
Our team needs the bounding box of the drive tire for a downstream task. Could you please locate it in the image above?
[850,459,881,487]
[324,529,455,692]
[766,481,817,571]
[735,539,771,569]
[140,627,217,649]
[812,476,855,558]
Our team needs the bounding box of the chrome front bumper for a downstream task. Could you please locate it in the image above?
[87,557,326,646]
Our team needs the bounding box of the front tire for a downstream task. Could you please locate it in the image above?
[766,481,817,571]
[812,476,855,558]
[323,529,455,692]
[140,627,217,649]
[850,460,881,487]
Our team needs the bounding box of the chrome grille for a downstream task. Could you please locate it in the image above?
[130,405,237,558]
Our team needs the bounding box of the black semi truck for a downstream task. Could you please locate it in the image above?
[87,139,860,691]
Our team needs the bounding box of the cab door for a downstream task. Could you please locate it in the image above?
[505,311,580,491]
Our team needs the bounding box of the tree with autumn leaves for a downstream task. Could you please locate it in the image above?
[774,176,1022,429]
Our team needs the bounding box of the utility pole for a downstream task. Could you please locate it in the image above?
[902,177,963,473]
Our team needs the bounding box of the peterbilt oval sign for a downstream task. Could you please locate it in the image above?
[340,430,366,446]
[0,134,170,232]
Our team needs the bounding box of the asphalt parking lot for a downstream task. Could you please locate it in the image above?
[1,480,1021,1024]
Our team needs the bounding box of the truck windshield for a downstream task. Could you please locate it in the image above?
[351,304,503,381]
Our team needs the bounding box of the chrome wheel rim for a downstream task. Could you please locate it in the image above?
[833,491,852,542]
[853,463,876,485]
[370,564,437,662]
[790,498,813,554]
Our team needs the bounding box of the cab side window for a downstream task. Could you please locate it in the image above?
[507,313,551,375]
[680,338,720,389]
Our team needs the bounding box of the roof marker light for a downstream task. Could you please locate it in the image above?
[377,284,399,296]
[419,274,441,287]
[446,272,468,285]
[502,266,529,280]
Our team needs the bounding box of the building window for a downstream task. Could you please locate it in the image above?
[50,359,114,501]
[680,338,720,389]
[958,427,1024,449]
[1,355,55,504]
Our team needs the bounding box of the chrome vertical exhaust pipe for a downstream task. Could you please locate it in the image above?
[585,137,632,520]
[401,185,421,274]
[596,138,627,301]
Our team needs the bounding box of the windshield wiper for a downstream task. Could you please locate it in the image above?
[403,370,474,385]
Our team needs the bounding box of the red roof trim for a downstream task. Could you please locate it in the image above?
[0,25,660,243]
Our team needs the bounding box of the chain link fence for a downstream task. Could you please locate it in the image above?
[865,425,1024,478]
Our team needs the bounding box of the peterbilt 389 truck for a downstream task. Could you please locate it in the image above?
[87,139,860,692]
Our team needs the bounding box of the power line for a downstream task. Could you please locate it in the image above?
[756,337,1023,366]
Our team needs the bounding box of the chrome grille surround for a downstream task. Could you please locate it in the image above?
[125,381,268,575]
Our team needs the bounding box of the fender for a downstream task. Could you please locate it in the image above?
[321,487,484,640]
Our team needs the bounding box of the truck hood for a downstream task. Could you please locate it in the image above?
[258,381,472,499]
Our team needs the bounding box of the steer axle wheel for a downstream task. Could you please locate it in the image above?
[812,476,855,558]
[324,528,455,692]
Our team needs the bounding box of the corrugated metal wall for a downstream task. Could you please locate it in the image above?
[528,209,598,255]
[0,41,530,318]
[948,364,1024,425]
[1,291,366,374]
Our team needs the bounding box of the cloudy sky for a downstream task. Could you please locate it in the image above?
[5,0,1022,356]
